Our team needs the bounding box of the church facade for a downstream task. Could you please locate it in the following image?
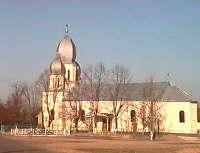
[41,29,199,134]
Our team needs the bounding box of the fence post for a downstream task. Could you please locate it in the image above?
[68,129,71,135]
[45,129,47,135]
[33,129,34,135]
[14,129,17,136]
[64,129,66,136]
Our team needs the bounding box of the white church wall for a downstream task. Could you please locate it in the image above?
[190,103,198,133]
[64,63,76,82]
[161,102,197,134]
[42,91,198,134]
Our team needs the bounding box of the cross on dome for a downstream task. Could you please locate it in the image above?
[65,24,69,34]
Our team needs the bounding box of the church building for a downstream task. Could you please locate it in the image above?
[41,28,199,134]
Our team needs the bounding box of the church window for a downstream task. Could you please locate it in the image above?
[198,108,200,122]
[57,80,60,88]
[179,111,185,123]
[130,110,136,122]
[80,109,85,121]
[50,110,54,121]
[53,78,56,88]
[68,70,70,81]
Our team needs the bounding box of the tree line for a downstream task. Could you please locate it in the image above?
[0,69,49,125]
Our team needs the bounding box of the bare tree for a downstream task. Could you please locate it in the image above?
[4,82,26,124]
[82,62,107,133]
[35,69,49,92]
[108,64,132,132]
[57,78,90,132]
[3,82,41,125]
[22,83,41,124]
[42,91,59,128]
[35,68,50,127]
[137,77,166,140]
[136,102,148,133]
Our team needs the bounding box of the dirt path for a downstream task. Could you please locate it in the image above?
[1,135,200,153]
[0,136,51,153]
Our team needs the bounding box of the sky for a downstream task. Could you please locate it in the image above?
[0,0,200,101]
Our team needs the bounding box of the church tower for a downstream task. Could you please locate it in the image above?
[42,26,81,129]
[48,25,81,91]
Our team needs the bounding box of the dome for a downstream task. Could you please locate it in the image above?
[56,35,76,64]
[50,56,65,75]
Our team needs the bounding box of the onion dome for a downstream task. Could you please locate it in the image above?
[75,61,81,81]
[56,35,76,64]
[50,56,65,75]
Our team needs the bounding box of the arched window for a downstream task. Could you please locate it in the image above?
[57,80,60,88]
[80,109,85,121]
[179,111,185,123]
[68,70,70,81]
[130,110,136,122]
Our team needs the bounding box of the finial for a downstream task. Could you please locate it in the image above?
[65,24,69,34]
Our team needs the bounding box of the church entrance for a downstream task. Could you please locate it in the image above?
[96,113,113,132]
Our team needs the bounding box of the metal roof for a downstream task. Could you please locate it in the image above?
[161,86,196,102]
[64,82,197,102]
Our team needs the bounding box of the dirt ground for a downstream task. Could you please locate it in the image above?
[1,134,200,153]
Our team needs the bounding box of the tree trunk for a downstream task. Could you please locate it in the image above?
[114,116,118,132]
[93,115,96,134]
[75,118,78,132]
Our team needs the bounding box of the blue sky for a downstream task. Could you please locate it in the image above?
[0,0,200,100]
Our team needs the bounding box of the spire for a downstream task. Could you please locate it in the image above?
[65,24,69,35]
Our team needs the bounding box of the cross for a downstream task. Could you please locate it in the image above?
[65,24,69,34]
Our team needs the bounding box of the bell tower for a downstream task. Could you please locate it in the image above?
[55,25,81,89]
[42,25,81,129]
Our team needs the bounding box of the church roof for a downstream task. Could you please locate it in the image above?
[66,82,197,103]
[161,86,196,102]
[124,82,169,101]
[56,35,76,64]
[50,56,65,75]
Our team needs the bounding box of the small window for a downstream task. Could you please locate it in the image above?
[68,70,70,81]
[197,108,200,122]
[130,110,136,122]
[179,111,185,123]
[57,80,60,88]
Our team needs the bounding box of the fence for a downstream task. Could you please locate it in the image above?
[0,124,37,132]
[10,128,71,136]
